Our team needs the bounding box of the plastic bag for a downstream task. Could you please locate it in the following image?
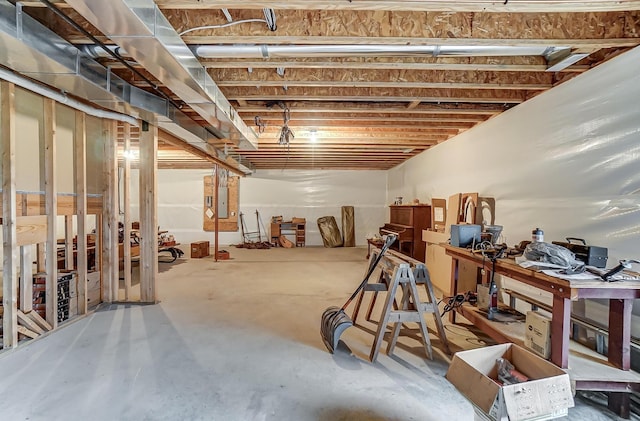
[496,358,528,385]
[524,242,585,273]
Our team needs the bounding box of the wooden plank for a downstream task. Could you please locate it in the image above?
[203,175,239,232]
[216,79,551,90]
[36,243,45,273]
[19,245,33,312]
[64,216,74,269]
[238,102,503,115]
[2,80,19,349]
[17,309,45,335]
[123,122,132,301]
[201,59,588,73]
[16,215,47,246]
[139,123,158,303]
[102,120,118,303]
[21,0,640,12]
[44,97,58,329]
[180,36,640,49]
[75,111,88,315]
[16,325,39,339]
[151,0,640,12]
[25,310,52,331]
[608,298,633,370]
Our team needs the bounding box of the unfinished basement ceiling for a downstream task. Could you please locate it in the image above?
[14,1,640,171]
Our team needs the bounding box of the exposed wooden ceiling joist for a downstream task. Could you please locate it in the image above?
[20,2,640,170]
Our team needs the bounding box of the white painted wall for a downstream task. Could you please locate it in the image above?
[388,46,640,335]
[130,169,388,246]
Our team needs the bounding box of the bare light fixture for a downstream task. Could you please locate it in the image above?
[309,129,318,143]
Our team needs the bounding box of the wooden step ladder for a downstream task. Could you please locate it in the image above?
[352,249,450,362]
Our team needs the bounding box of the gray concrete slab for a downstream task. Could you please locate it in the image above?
[0,246,633,420]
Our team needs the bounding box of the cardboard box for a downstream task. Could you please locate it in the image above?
[446,343,574,421]
[477,284,490,311]
[422,230,480,296]
[191,241,210,258]
[525,311,552,359]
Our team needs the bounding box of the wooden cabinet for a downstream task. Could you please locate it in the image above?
[389,205,431,261]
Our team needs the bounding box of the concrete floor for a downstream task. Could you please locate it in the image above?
[0,246,633,420]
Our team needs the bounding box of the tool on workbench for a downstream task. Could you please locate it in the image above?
[484,245,507,321]
[320,234,396,353]
[587,259,640,282]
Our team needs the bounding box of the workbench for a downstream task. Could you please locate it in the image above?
[443,244,640,418]
[270,221,305,247]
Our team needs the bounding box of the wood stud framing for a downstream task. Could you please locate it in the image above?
[2,81,19,348]
[139,123,158,303]
[0,80,156,349]
[102,120,119,303]
[44,98,58,329]
[75,111,88,315]
[123,123,132,301]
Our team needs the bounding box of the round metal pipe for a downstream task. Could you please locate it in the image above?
[195,44,565,59]
[0,67,139,126]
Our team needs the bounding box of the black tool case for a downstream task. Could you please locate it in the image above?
[552,237,608,268]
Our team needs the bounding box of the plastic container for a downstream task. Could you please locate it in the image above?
[532,228,544,242]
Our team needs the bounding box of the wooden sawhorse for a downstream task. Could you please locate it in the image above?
[352,249,450,362]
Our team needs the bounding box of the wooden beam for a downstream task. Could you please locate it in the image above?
[17,310,44,335]
[217,80,551,90]
[65,216,74,269]
[235,102,503,114]
[102,120,119,303]
[2,81,19,349]
[211,67,554,86]
[123,122,132,301]
[16,325,38,339]
[179,36,639,49]
[44,98,58,329]
[75,111,88,315]
[16,215,47,246]
[24,310,52,331]
[152,1,640,13]
[20,245,33,312]
[225,86,526,103]
[139,123,158,303]
[200,58,589,73]
[407,100,421,110]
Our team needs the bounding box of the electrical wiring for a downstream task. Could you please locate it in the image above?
[179,8,276,36]
[179,19,270,36]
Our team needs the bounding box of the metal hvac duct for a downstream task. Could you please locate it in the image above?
[64,0,258,150]
[194,44,570,59]
[0,1,252,175]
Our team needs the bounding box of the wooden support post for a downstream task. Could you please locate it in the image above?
[75,111,88,315]
[64,215,73,269]
[19,246,33,312]
[44,97,58,329]
[123,122,132,301]
[36,243,45,273]
[551,294,571,369]
[214,164,219,262]
[139,122,158,303]
[101,120,118,303]
[2,81,19,348]
[608,298,633,370]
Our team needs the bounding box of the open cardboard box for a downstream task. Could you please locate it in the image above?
[446,343,574,421]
